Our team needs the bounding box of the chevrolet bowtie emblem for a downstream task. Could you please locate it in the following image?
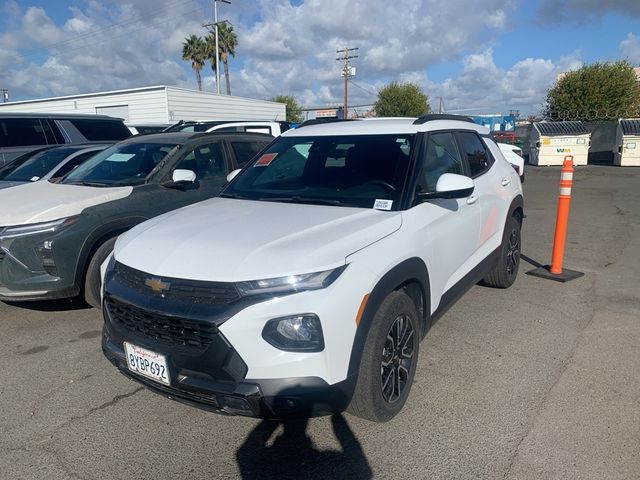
[145,277,170,293]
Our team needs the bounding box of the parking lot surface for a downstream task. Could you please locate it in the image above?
[1,165,639,480]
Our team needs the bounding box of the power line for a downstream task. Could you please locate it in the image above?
[15,4,204,65]
[23,0,196,53]
[348,79,377,99]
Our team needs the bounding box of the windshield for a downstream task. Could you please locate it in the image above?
[62,142,180,186]
[3,147,84,182]
[223,134,414,209]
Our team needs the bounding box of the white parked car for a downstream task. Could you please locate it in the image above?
[498,143,525,182]
[101,115,524,422]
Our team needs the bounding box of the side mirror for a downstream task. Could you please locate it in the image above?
[227,168,241,183]
[172,169,196,183]
[417,173,475,201]
[163,169,196,189]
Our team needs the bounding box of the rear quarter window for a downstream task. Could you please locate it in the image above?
[68,119,132,141]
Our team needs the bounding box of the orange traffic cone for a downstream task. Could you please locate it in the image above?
[527,156,584,282]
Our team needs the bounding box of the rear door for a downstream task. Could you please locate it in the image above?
[456,131,511,255]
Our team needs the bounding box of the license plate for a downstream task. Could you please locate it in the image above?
[124,342,170,386]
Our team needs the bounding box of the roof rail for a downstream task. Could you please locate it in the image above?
[413,114,474,125]
[297,118,360,128]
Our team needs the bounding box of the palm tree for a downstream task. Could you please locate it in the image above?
[206,23,238,95]
[182,35,206,91]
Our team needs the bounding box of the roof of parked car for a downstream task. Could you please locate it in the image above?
[285,116,489,136]
[117,131,274,144]
[0,112,126,120]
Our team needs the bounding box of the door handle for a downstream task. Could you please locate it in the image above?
[466,194,479,205]
[501,177,511,187]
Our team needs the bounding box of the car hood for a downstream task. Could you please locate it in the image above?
[0,180,28,190]
[115,197,402,282]
[0,181,133,226]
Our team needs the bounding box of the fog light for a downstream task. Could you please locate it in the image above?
[34,240,57,276]
[262,314,324,352]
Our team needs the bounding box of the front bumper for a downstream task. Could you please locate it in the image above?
[0,229,80,302]
[102,325,352,419]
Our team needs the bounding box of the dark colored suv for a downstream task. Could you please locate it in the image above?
[0,113,131,168]
[0,131,272,307]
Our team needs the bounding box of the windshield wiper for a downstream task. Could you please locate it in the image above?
[258,196,347,206]
[219,192,254,200]
[66,181,110,187]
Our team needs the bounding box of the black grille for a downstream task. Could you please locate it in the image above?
[105,296,218,349]
[114,262,240,305]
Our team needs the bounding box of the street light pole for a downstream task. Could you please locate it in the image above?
[213,0,231,95]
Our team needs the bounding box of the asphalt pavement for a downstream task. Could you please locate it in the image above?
[1,165,639,479]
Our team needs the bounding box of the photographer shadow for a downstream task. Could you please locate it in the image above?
[236,413,373,480]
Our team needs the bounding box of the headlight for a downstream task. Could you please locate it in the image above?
[0,216,79,239]
[235,265,347,297]
[262,314,324,352]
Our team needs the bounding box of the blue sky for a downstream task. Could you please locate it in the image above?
[0,0,638,114]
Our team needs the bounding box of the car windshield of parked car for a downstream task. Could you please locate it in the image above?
[61,142,180,186]
[223,134,414,209]
[3,147,83,182]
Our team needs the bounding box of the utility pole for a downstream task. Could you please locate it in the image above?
[0,89,8,103]
[336,47,358,119]
[437,96,445,114]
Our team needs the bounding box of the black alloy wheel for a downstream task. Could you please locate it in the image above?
[381,313,415,404]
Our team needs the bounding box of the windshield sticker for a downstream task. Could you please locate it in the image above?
[106,153,136,163]
[30,176,40,182]
[254,153,278,167]
[374,199,393,211]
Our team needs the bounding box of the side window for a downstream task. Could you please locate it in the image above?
[458,131,492,177]
[418,132,463,192]
[175,142,226,180]
[68,119,131,141]
[51,151,98,178]
[230,140,268,168]
[0,118,48,147]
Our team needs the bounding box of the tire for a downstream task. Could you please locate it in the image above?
[84,237,118,309]
[347,291,421,422]
[482,214,521,288]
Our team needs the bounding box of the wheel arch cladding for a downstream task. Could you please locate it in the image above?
[509,194,524,224]
[75,217,148,287]
[347,257,430,381]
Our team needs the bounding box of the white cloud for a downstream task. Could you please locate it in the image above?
[0,0,595,115]
[620,33,640,64]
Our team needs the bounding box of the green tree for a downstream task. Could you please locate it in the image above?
[182,34,206,91]
[544,60,640,121]
[271,95,303,123]
[374,81,430,117]
[206,23,238,95]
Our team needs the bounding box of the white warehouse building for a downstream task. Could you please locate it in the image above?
[0,85,286,125]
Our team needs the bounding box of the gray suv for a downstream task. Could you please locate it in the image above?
[0,113,131,168]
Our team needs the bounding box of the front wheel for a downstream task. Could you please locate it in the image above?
[482,214,521,288]
[347,291,420,422]
[84,237,118,309]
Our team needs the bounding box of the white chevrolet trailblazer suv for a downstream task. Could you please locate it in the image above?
[101,115,524,422]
